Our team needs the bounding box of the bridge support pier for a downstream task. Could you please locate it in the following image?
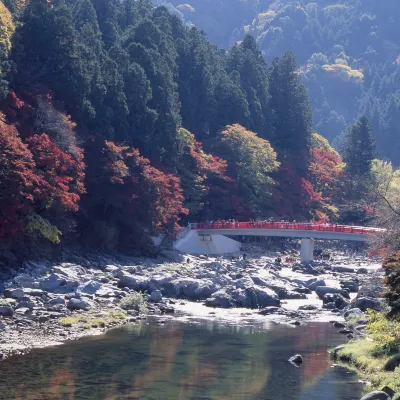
[300,238,314,262]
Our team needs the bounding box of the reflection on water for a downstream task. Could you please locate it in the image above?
[0,319,362,400]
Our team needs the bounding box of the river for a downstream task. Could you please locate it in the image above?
[0,317,363,400]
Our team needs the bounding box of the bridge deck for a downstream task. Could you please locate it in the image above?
[190,222,384,242]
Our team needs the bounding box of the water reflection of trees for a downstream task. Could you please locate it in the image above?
[0,321,362,400]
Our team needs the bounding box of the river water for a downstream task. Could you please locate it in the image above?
[0,318,363,400]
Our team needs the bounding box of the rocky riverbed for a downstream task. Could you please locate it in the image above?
[0,242,385,360]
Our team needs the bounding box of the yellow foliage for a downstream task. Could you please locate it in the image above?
[311,132,342,159]
[0,1,15,58]
[219,124,279,186]
[322,63,364,82]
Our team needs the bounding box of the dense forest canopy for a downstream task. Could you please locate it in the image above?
[164,0,400,165]
[0,0,396,259]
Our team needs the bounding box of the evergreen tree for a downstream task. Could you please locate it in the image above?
[342,116,376,178]
[268,51,313,217]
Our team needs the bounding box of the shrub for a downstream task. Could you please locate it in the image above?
[120,292,147,313]
[366,311,400,354]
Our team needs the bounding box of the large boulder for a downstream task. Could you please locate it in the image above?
[384,355,400,372]
[4,288,25,299]
[360,391,391,400]
[0,300,14,317]
[67,298,91,311]
[40,273,79,292]
[315,286,350,299]
[246,286,280,308]
[343,308,363,318]
[322,293,349,309]
[118,273,149,291]
[13,273,37,288]
[150,290,162,303]
[172,278,216,300]
[352,297,382,312]
[205,289,235,308]
[78,281,102,295]
[307,279,326,291]
[235,276,254,289]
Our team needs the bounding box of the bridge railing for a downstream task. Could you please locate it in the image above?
[192,222,383,235]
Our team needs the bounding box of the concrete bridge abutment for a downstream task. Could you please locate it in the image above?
[300,238,314,262]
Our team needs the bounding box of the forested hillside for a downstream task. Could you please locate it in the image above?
[164,0,400,164]
[0,0,394,260]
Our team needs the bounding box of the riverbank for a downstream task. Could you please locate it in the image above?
[0,241,384,361]
[333,313,400,399]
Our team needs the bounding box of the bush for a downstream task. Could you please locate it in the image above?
[120,292,147,313]
[366,311,400,354]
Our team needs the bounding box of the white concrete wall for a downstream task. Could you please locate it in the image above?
[174,231,241,255]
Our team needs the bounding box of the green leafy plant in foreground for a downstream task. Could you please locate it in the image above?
[366,311,400,354]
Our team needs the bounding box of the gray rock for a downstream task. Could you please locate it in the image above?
[384,354,400,372]
[380,386,396,398]
[246,286,280,308]
[288,354,303,364]
[16,300,34,309]
[118,273,149,291]
[360,391,391,400]
[24,288,46,297]
[172,278,215,300]
[332,266,355,273]
[205,289,235,308]
[0,304,14,317]
[323,293,349,309]
[150,290,162,303]
[4,288,25,299]
[357,268,369,275]
[13,273,37,288]
[258,306,281,315]
[15,307,30,315]
[298,304,319,311]
[308,279,326,291]
[78,281,102,294]
[66,298,90,311]
[48,297,66,306]
[315,286,350,299]
[344,308,363,318]
[353,297,382,312]
[39,273,66,291]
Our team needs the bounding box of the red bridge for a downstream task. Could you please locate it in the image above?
[174,221,384,260]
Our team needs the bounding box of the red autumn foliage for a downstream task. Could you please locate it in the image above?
[26,133,85,212]
[0,114,41,239]
[309,147,343,196]
[123,146,188,233]
[83,138,187,248]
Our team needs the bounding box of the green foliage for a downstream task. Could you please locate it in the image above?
[366,311,400,353]
[120,292,147,313]
[26,213,62,244]
[217,124,279,216]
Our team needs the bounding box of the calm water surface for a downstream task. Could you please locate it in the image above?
[0,318,363,400]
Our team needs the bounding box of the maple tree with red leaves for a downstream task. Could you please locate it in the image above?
[0,114,41,240]
[26,133,85,212]
[81,138,187,251]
